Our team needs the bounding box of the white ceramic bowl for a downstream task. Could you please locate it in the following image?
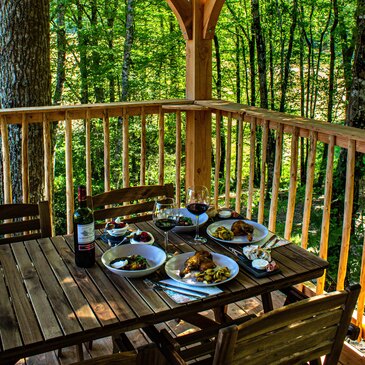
[172,208,209,233]
[101,244,166,278]
[106,220,129,237]
[130,231,154,245]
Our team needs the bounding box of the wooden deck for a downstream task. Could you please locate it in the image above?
[13,291,352,365]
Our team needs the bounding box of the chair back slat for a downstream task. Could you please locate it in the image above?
[0,201,52,244]
[89,184,174,228]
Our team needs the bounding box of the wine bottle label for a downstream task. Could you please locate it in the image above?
[77,222,95,249]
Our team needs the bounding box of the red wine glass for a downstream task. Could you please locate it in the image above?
[153,198,177,259]
[186,185,210,244]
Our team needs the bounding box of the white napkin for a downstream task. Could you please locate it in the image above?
[159,279,223,303]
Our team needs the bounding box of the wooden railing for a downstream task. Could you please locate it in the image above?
[1,98,365,339]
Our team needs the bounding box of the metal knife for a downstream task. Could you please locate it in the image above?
[156,282,208,298]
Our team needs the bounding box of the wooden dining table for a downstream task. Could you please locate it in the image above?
[0,219,328,365]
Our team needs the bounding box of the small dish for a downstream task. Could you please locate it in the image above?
[102,244,166,278]
[105,220,129,237]
[218,208,233,219]
[130,230,154,245]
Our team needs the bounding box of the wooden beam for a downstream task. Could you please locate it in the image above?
[166,0,192,39]
[203,0,225,39]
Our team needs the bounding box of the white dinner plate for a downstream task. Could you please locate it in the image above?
[165,252,239,287]
[206,219,268,244]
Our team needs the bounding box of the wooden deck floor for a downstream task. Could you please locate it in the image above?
[14,291,350,364]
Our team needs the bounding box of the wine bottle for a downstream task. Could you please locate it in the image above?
[74,185,95,267]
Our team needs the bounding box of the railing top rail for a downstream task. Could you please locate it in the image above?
[0,99,193,124]
[196,100,365,149]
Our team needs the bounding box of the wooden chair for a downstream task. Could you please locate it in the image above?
[87,183,174,228]
[157,285,360,365]
[69,343,166,365]
[0,201,52,244]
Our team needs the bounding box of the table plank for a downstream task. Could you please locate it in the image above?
[12,241,64,340]
[0,245,43,345]
[0,268,23,350]
[58,236,119,326]
[40,237,99,331]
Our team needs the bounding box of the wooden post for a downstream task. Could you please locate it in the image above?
[235,115,244,214]
[185,0,213,190]
[140,107,146,185]
[175,110,182,207]
[214,111,221,209]
[247,117,256,219]
[225,113,232,207]
[158,107,165,186]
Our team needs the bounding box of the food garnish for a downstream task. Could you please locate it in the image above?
[106,220,127,230]
[110,254,148,270]
[195,266,231,284]
[176,216,193,226]
[133,231,152,243]
[213,226,234,240]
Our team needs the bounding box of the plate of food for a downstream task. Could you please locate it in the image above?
[237,245,280,277]
[165,250,239,287]
[172,208,209,233]
[206,219,268,244]
[102,244,166,278]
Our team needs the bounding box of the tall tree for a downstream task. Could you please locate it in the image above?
[53,0,66,105]
[0,0,51,203]
[121,0,135,101]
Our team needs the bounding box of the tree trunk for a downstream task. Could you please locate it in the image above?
[279,0,298,112]
[53,0,66,105]
[76,0,89,104]
[105,0,118,102]
[333,0,365,222]
[91,0,104,103]
[0,0,50,203]
[317,0,338,188]
[121,0,135,102]
[251,0,268,109]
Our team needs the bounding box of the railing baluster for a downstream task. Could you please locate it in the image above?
[337,139,356,290]
[258,120,269,224]
[122,109,130,188]
[85,110,92,196]
[225,113,232,207]
[284,127,299,240]
[103,109,110,192]
[247,117,256,219]
[140,107,146,186]
[301,131,318,249]
[317,135,335,294]
[65,112,74,234]
[175,110,182,207]
[158,107,164,186]
[235,115,244,214]
[1,116,12,204]
[21,114,29,203]
[357,236,365,339]
[214,111,221,209]
[268,123,283,232]
[43,113,52,204]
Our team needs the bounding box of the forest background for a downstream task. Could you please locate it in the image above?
[1,0,364,287]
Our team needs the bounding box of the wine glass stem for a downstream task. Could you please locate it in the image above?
[195,215,199,239]
[164,231,169,254]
